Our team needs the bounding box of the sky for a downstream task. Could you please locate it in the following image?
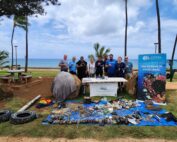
[0,0,177,59]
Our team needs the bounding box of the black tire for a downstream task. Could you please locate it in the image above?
[10,111,37,124]
[0,110,12,122]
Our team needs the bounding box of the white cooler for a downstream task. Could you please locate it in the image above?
[82,77,127,97]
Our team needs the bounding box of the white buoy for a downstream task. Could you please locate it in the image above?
[17,95,41,112]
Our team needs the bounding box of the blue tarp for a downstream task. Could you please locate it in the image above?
[42,101,177,126]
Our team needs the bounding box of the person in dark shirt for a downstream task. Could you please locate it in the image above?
[76,56,87,80]
[95,56,104,77]
[116,56,126,92]
[103,55,108,76]
[116,56,126,77]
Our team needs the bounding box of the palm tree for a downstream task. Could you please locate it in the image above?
[0,50,9,67]
[156,0,161,53]
[25,16,29,72]
[124,0,128,57]
[88,54,95,60]
[11,19,15,69]
[11,15,27,70]
[94,43,111,58]
[169,35,177,82]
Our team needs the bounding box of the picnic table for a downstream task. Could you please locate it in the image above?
[8,69,25,76]
[82,77,127,97]
[7,69,25,81]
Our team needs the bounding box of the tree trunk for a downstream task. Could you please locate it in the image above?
[156,0,161,53]
[170,35,177,82]
[124,0,128,57]
[25,16,28,72]
[11,23,15,70]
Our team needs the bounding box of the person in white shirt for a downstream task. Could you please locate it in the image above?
[59,54,68,72]
[87,57,95,77]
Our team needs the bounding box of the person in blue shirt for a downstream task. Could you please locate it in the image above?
[124,56,133,78]
[105,54,117,77]
[69,56,77,75]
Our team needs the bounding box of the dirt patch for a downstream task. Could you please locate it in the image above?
[0,100,5,107]
[166,82,177,90]
[0,87,14,100]
[0,77,176,102]
[14,78,53,99]
[0,137,176,142]
[12,77,54,100]
[0,77,176,103]
[0,77,54,107]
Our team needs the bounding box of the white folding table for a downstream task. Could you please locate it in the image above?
[82,77,127,97]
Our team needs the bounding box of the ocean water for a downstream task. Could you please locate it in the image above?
[9,58,177,69]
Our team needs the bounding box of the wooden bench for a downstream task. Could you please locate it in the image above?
[0,75,14,84]
[20,74,32,84]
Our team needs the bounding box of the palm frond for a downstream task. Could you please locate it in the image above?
[14,15,29,31]
[0,61,9,66]
[0,50,9,67]
[93,43,111,58]
[88,54,95,61]
[99,46,105,57]
[94,43,100,57]
[104,48,111,56]
[0,51,9,60]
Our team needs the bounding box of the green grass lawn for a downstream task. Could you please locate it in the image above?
[0,70,177,140]
[0,90,177,140]
[28,70,58,78]
[0,69,176,80]
[0,69,58,78]
[173,73,177,82]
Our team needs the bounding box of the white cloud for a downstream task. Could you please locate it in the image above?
[174,0,177,5]
[30,0,152,37]
[173,0,177,10]
[1,0,177,60]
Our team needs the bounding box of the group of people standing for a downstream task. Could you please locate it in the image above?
[59,54,133,81]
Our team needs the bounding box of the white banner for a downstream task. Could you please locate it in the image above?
[90,83,118,97]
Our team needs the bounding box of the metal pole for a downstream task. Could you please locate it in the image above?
[154,43,158,54]
[15,45,18,69]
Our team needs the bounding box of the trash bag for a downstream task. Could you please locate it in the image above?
[51,72,81,101]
